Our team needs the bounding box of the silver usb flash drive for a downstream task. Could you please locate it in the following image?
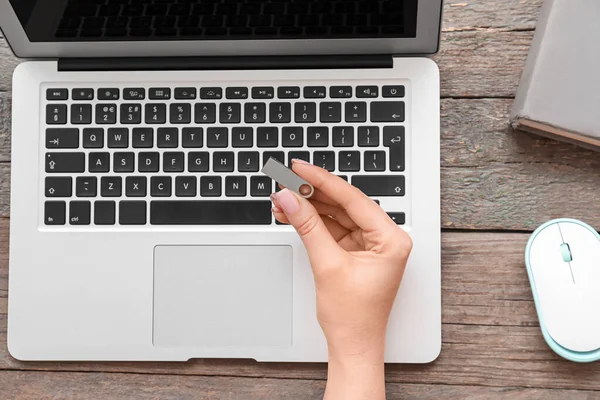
[261,157,315,198]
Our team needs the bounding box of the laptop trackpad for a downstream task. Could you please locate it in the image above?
[153,245,293,348]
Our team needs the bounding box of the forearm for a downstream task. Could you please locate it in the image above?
[324,348,386,400]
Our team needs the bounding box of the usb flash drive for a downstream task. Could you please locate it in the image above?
[261,157,315,198]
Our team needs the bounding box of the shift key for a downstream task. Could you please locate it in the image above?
[46,152,85,173]
[351,175,405,196]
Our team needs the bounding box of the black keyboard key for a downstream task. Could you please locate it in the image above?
[255,127,277,148]
[295,103,316,123]
[330,86,352,98]
[157,127,178,148]
[345,102,367,123]
[270,103,291,123]
[120,104,142,124]
[358,126,380,147]
[351,175,405,196]
[339,151,360,172]
[123,88,145,100]
[83,128,103,148]
[47,89,68,101]
[76,176,97,197]
[225,176,247,197]
[120,201,147,225]
[370,102,405,122]
[175,176,197,197]
[200,176,222,197]
[149,88,171,100]
[138,152,160,172]
[46,128,79,149]
[226,87,249,99]
[45,177,72,197]
[219,103,241,124]
[232,127,252,148]
[163,152,184,172]
[182,128,203,148]
[98,88,119,100]
[108,128,129,148]
[88,152,110,173]
[96,104,117,124]
[71,104,92,124]
[356,86,379,98]
[278,86,300,99]
[288,151,310,166]
[238,151,259,172]
[244,103,266,123]
[200,87,223,100]
[150,200,272,225]
[174,87,197,99]
[145,104,167,124]
[252,87,274,99]
[313,151,335,171]
[384,126,406,172]
[151,176,172,197]
[307,127,329,147]
[387,212,406,225]
[263,151,285,166]
[320,102,342,123]
[72,88,94,100]
[304,86,326,99]
[188,152,209,172]
[282,127,303,147]
[213,151,234,172]
[46,152,85,173]
[250,176,272,197]
[364,151,386,172]
[132,128,153,148]
[46,105,67,125]
[126,177,147,197]
[101,176,122,197]
[382,85,405,98]
[207,127,228,147]
[195,103,217,124]
[333,127,354,147]
[45,201,66,225]
[94,201,116,225]
[113,152,135,173]
[170,103,191,124]
[69,201,91,225]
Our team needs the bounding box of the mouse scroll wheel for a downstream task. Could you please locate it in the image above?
[560,243,573,263]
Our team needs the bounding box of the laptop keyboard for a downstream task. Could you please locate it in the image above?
[43,83,407,226]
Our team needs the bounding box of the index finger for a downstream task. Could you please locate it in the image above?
[291,160,396,232]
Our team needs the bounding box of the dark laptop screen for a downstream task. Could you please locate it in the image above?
[8,0,418,42]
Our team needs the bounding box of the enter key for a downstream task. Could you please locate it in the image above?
[383,126,405,172]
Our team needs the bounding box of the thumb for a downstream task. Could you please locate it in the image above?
[273,189,341,261]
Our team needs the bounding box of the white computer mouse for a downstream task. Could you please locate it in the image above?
[526,218,600,361]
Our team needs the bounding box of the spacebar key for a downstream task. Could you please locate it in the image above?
[351,175,405,196]
[150,200,272,225]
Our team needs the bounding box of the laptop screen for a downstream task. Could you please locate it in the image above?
[8,0,418,43]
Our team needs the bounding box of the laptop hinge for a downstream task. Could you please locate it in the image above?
[57,55,393,72]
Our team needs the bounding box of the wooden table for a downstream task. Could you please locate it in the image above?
[1,1,600,398]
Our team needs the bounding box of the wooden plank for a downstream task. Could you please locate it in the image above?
[1,95,598,230]
[442,0,542,32]
[0,370,597,400]
[0,30,535,98]
[3,229,600,390]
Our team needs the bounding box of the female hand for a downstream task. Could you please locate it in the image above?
[270,159,413,400]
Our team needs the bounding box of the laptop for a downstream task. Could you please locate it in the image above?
[2,0,442,363]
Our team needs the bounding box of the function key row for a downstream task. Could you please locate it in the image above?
[46,85,406,101]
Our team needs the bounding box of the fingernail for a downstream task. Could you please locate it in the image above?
[275,189,300,215]
[292,158,311,165]
[272,206,282,213]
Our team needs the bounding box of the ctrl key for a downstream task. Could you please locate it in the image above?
[69,201,91,225]
[45,201,66,225]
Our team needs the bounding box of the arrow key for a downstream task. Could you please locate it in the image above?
[370,101,405,122]
[387,212,406,225]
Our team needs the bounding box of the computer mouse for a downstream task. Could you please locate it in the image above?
[525,218,600,362]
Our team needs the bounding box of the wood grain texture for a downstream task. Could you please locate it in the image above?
[3,225,600,392]
[3,371,598,400]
